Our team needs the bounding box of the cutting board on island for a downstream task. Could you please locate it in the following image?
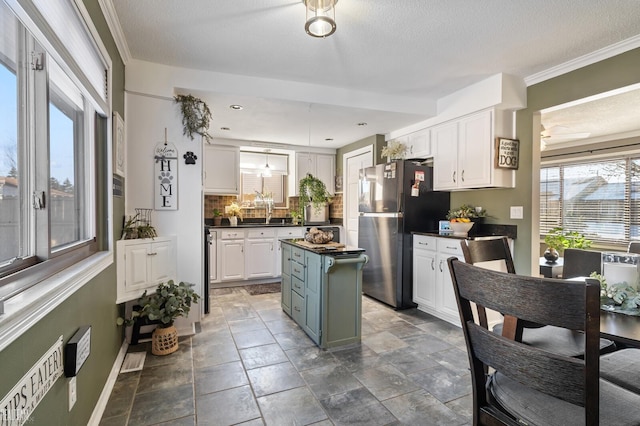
[296,241,346,249]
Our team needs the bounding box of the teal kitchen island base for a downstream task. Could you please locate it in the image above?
[281,240,368,349]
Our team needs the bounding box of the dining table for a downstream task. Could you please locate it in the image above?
[600,310,640,347]
[567,276,640,347]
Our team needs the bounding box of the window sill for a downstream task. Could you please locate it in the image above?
[0,251,113,352]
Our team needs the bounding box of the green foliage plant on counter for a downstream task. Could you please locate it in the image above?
[446,204,486,220]
[121,213,158,240]
[299,173,332,213]
[117,280,200,328]
[544,227,592,253]
[174,94,213,143]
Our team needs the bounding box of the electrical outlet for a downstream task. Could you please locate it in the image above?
[68,377,77,411]
[510,206,524,220]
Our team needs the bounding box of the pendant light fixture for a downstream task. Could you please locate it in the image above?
[262,150,272,177]
[303,0,337,38]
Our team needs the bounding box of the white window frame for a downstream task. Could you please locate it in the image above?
[0,0,113,352]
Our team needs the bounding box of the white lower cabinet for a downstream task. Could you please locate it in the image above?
[412,234,462,326]
[412,235,436,309]
[116,236,176,303]
[220,230,245,281]
[215,226,305,283]
[245,229,276,279]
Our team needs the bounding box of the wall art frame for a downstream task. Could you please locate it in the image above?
[113,111,126,177]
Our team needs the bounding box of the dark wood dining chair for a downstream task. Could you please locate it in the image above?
[562,248,602,279]
[628,241,640,254]
[448,258,640,426]
[460,238,615,356]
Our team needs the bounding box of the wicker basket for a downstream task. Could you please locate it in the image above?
[151,325,179,355]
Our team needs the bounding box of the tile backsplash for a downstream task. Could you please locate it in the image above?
[204,194,343,221]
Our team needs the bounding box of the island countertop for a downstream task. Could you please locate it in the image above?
[281,239,365,256]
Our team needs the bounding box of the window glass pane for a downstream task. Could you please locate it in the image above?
[49,68,83,249]
[563,161,626,241]
[540,166,560,236]
[631,159,640,240]
[0,4,20,265]
[541,158,632,246]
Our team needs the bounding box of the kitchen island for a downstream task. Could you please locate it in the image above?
[281,239,368,349]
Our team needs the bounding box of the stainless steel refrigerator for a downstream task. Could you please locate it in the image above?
[358,160,450,309]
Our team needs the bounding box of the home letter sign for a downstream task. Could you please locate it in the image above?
[154,142,179,210]
[495,138,520,170]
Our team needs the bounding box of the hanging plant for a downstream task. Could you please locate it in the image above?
[174,94,213,143]
[299,173,332,213]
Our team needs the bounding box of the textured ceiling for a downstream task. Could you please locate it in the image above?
[110,0,640,148]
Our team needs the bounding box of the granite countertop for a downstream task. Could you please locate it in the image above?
[206,223,301,229]
[281,239,365,256]
[414,223,518,240]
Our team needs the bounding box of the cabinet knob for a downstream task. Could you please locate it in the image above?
[452,171,456,183]
[431,259,435,270]
[461,170,465,182]
[148,252,157,256]
[439,260,443,272]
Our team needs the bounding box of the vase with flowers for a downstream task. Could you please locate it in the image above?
[226,202,243,226]
[381,140,408,162]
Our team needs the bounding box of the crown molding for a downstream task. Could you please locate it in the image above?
[525,35,640,86]
[98,0,131,65]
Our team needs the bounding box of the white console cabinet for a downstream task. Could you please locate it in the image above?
[116,236,177,303]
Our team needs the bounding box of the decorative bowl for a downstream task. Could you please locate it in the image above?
[449,221,474,236]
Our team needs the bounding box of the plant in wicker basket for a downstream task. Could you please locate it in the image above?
[119,280,200,355]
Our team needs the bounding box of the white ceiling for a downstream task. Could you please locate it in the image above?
[109,0,640,149]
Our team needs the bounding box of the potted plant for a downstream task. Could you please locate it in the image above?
[212,208,223,226]
[121,213,158,240]
[118,280,200,355]
[299,174,332,223]
[174,94,213,143]
[227,202,243,226]
[543,226,593,263]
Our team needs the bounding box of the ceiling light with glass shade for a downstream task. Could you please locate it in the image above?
[262,150,272,177]
[303,0,337,38]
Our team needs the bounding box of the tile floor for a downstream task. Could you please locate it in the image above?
[99,287,472,425]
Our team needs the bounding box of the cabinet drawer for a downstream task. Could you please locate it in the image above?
[437,238,464,256]
[291,246,305,264]
[277,227,305,238]
[291,290,305,325]
[291,275,305,297]
[291,260,305,281]
[413,235,436,250]
[220,230,244,240]
[247,228,275,239]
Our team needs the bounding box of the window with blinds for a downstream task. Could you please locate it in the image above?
[540,157,639,247]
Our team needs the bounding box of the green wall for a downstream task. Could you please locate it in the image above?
[451,47,640,275]
[0,1,126,424]
[336,134,385,174]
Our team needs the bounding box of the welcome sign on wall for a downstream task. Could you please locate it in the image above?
[154,141,179,210]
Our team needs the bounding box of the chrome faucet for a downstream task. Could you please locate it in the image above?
[265,200,273,224]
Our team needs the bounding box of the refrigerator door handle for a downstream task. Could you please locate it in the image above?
[359,212,402,218]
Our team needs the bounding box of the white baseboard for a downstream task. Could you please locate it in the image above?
[87,340,129,426]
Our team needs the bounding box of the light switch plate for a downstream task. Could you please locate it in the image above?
[510,206,524,220]
[68,377,77,411]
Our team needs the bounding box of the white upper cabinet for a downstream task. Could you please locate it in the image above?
[407,128,430,158]
[295,153,335,195]
[433,109,514,191]
[204,145,240,194]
